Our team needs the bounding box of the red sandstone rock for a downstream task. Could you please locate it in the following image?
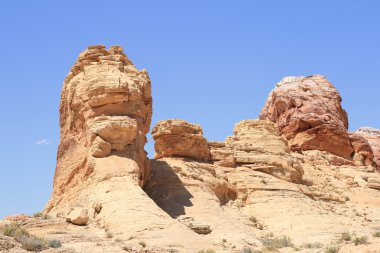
[260,75,354,159]
[356,127,380,168]
[349,133,374,166]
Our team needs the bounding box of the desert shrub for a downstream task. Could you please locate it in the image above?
[325,246,339,253]
[249,216,257,223]
[3,223,29,239]
[19,235,45,251]
[340,232,351,242]
[262,235,294,250]
[48,239,62,248]
[106,231,113,238]
[197,250,216,253]
[373,231,380,237]
[354,235,368,246]
[139,241,146,248]
[303,242,323,249]
[240,248,262,253]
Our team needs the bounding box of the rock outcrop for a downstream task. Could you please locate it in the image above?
[152,119,210,161]
[43,46,219,251]
[356,127,380,168]
[46,45,152,213]
[208,120,304,183]
[349,133,375,166]
[260,75,354,160]
[17,46,378,253]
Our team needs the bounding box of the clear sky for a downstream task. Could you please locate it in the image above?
[0,1,379,219]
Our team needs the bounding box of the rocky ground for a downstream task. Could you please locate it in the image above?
[1,46,380,253]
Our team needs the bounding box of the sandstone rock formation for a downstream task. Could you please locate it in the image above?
[260,75,354,159]
[3,46,380,253]
[46,45,152,213]
[356,127,380,168]
[152,119,210,161]
[43,45,220,252]
[209,120,304,183]
[349,133,375,166]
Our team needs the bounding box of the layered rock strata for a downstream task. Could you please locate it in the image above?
[46,45,152,214]
[209,120,304,183]
[152,119,210,161]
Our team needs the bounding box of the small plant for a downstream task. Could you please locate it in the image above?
[249,216,257,223]
[345,196,350,201]
[303,242,323,249]
[48,239,62,248]
[354,235,368,245]
[260,179,268,185]
[115,238,123,243]
[19,235,45,251]
[361,175,369,182]
[106,231,113,238]
[262,235,294,250]
[3,223,29,239]
[340,232,351,242]
[197,250,216,253]
[373,231,380,237]
[325,246,339,253]
[240,247,262,253]
[139,241,146,248]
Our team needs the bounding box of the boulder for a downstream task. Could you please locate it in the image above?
[152,119,211,161]
[260,75,354,160]
[66,208,89,226]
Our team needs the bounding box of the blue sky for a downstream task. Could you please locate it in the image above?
[0,1,379,219]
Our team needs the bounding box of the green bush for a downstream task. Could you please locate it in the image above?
[262,236,294,250]
[354,235,368,246]
[373,231,380,237]
[48,239,62,248]
[197,250,216,253]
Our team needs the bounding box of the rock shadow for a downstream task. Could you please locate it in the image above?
[143,160,194,218]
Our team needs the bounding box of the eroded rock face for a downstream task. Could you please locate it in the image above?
[152,119,210,161]
[45,45,152,215]
[356,127,380,168]
[44,46,221,251]
[260,75,354,160]
[349,133,374,166]
[227,120,303,183]
[209,120,304,183]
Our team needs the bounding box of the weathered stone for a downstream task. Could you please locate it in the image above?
[349,133,374,166]
[356,127,380,169]
[212,120,304,183]
[260,75,354,159]
[152,119,210,161]
[91,136,111,158]
[66,208,89,226]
